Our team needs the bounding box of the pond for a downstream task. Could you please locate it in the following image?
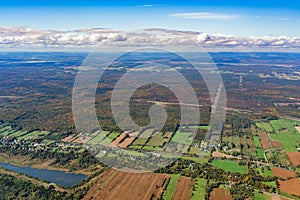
[0,162,87,187]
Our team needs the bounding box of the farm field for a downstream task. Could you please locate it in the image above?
[257,132,271,150]
[270,140,283,148]
[87,131,111,145]
[256,122,274,133]
[170,130,194,145]
[83,169,170,200]
[286,152,300,167]
[211,160,247,174]
[118,131,139,148]
[188,146,201,156]
[9,130,28,138]
[162,174,181,200]
[209,188,231,200]
[221,135,256,156]
[262,181,277,188]
[255,167,273,178]
[146,131,171,147]
[270,119,300,152]
[191,179,206,200]
[253,136,262,148]
[172,176,194,200]
[272,167,297,179]
[278,178,300,197]
[253,191,270,200]
[253,134,266,159]
[256,148,265,160]
[18,130,50,140]
[266,151,291,166]
[132,129,154,146]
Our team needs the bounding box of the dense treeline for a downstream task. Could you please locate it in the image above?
[0,173,69,200]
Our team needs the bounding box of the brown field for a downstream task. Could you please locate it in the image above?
[272,167,297,179]
[271,195,289,200]
[72,136,93,144]
[109,132,127,147]
[61,135,74,142]
[209,188,232,200]
[278,178,300,197]
[83,169,170,200]
[258,131,271,150]
[271,141,283,148]
[295,126,300,134]
[286,152,300,167]
[172,176,194,200]
[118,131,139,148]
[212,151,241,160]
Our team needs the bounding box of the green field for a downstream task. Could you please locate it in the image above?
[268,133,279,141]
[253,136,265,159]
[162,174,180,200]
[256,149,265,160]
[88,131,111,145]
[211,160,248,174]
[132,129,153,146]
[262,168,273,177]
[255,167,273,177]
[262,181,277,188]
[256,122,274,133]
[19,131,50,140]
[171,130,194,145]
[191,179,206,200]
[147,132,167,147]
[188,147,201,155]
[187,125,210,130]
[9,130,28,138]
[107,132,120,141]
[253,191,270,200]
[253,136,262,148]
[270,119,300,152]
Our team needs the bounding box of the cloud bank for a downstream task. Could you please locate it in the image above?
[1,26,300,51]
[169,12,239,20]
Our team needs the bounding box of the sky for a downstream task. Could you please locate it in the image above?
[0,0,300,37]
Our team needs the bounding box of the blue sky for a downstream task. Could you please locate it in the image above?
[0,0,299,36]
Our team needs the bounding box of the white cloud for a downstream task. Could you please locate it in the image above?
[1,26,300,50]
[169,12,239,20]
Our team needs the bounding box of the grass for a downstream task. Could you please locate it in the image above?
[133,129,153,146]
[171,130,194,145]
[188,147,201,155]
[270,119,300,152]
[147,132,165,147]
[19,131,50,140]
[142,146,161,151]
[253,191,270,200]
[106,132,120,141]
[253,136,262,148]
[9,130,28,138]
[253,135,265,159]
[132,138,148,146]
[257,149,265,160]
[188,125,210,130]
[211,160,248,174]
[191,179,206,200]
[88,131,110,145]
[255,167,272,177]
[268,133,279,141]
[262,168,273,177]
[0,125,11,134]
[181,156,209,164]
[262,181,277,188]
[162,174,180,200]
[256,122,273,133]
